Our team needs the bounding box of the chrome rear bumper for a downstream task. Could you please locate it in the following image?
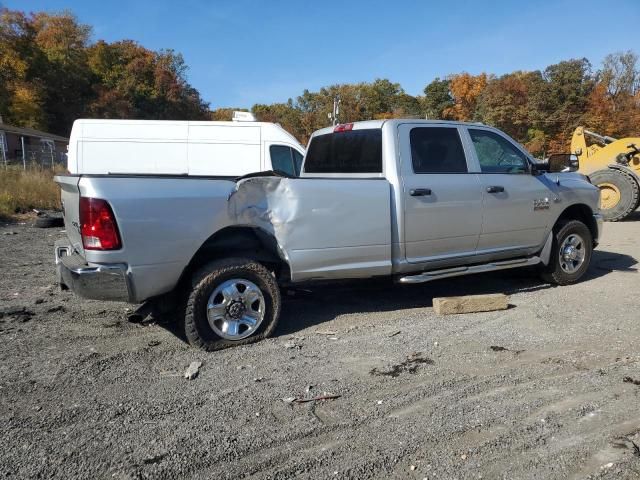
[55,240,132,302]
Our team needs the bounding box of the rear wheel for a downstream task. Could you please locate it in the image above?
[540,220,592,285]
[183,258,281,351]
[589,169,639,221]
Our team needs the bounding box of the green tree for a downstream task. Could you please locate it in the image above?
[422,78,452,119]
[537,58,594,151]
[252,100,303,140]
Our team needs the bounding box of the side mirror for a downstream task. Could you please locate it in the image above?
[547,153,579,173]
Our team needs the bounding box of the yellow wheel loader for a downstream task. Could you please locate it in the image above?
[572,127,640,221]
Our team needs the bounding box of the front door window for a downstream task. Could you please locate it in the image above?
[469,129,528,174]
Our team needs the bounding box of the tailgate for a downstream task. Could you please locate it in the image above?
[54,175,84,255]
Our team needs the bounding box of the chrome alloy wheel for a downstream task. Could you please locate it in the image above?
[206,278,265,340]
[559,233,586,274]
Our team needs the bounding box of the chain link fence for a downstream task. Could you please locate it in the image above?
[3,147,67,169]
[1,135,67,170]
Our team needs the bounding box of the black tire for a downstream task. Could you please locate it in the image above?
[33,216,64,228]
[589,169,639,222]
[183,258,281,351]
[539,220,593,285]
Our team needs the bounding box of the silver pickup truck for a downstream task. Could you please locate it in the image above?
[55,120,602,350]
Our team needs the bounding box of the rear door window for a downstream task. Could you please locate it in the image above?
[410,127,468,173]
[304,129,382,173]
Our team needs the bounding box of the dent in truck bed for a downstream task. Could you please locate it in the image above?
[228,175,392,282]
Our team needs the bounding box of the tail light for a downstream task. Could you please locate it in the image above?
[334,123,354,133]
[79,197,121,250]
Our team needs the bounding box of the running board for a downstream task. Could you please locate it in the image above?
[397,256,541,284]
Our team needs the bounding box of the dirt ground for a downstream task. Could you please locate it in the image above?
[1,216,640,480]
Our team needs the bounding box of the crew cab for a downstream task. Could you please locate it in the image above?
[54,120,602,350]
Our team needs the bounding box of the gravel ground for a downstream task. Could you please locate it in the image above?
[1,217,640,479]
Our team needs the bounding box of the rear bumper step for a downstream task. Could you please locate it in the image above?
[397,256,541,284]
[55,240,132,302]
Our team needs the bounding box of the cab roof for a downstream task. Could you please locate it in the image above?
[311,119,488,138]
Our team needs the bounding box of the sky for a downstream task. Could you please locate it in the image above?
[6,0,640,109]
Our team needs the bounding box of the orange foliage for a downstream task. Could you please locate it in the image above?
[444,73,488,121]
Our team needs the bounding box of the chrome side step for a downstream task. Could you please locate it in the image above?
[397,256,541,284]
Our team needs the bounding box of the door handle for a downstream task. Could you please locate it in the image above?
[410,188,432,196]
[486,185,505,193]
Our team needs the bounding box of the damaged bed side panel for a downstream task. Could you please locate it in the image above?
[229,177,392,281]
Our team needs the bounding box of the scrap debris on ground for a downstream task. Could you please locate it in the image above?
[370,352,434,377]
[623,376,640,386]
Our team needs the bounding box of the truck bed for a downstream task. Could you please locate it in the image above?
[55,173,393,302]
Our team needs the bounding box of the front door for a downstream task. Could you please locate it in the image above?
[465,127,554,253]
[399,124,483,264]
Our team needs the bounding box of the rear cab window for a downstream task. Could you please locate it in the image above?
[304,128,382,174]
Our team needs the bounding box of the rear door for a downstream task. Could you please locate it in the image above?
[399,124,483,263]
[464,127,553,253]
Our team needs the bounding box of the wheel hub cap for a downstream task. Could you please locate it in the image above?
[227,301,246,319]
[559,234,586,274]
[206,278,265,340]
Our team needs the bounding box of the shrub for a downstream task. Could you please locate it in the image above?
[0,167,61,220]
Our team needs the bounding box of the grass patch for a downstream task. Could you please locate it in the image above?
[0,167,61,220]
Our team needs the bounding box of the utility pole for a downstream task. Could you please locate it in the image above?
[0,130,7,169]
[21,136,26,170]
[328,96,341,126]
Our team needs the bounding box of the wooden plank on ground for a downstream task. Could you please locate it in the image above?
[432,293,509,315]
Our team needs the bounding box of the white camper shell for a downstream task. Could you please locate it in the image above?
[67,117,305,177]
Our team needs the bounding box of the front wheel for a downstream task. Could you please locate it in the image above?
[539,220,593,285]
[183,258,281,351]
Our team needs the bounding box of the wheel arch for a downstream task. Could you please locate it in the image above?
[554,203,598,243]
[178,226,291,289]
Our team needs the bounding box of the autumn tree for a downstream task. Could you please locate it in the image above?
[252,101,303,140]
[476,72,530,140]
[87,40,208,122]
[0,9,47,128]
[31,11,93,133]
[0,7,209,135]
[209,107,250,121]
[444,72,487,121]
